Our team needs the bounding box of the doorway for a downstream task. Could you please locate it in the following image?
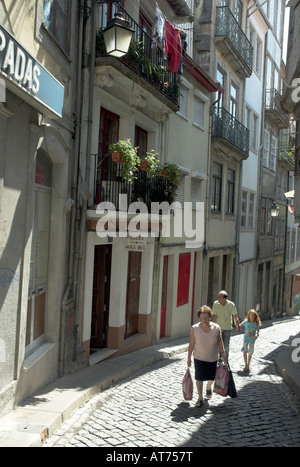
[91,245,112,349]
[26,151,52,356]
[125,251,142,339]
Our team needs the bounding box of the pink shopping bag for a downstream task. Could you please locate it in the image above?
[213,364,230,397]
[182,368,193,401]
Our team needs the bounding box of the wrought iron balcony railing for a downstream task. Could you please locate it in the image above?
[212,107,249,156]
[278,131,296,168]
[265,89,290,129]
[93,154,177,211]
[215,6,253,77]
[96,6,180,107]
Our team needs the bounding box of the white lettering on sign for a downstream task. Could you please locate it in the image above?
[0,30,40,95]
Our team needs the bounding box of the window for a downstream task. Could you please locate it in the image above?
[255,37,262,76]
[265,56,282,93]
[291,228,296,262]
[241,191,247,227]
[260,197,273,234]
[248,193,254,227]
[193,95,205,128]
[43,0,69,52]
[226,169,235,214]
[275,219,285,251]
[230,82,239,118]
[286,228,290,264]
[216,67,226,109]
[246,106,259,152]
[250,26,262,78]
[241,191,255,228]
[177,253,191,307]
[175,174,185,205]
[179,86,188,118]
[260,198,267,233]
[270,135,277,172]
[191,178,201,209]
[135,126,148,159]
[263,129,270,167]
[233,0,243,26]
[211,162,222,212]
[139,12,152,57]
[263,128,277,172]
[95,108,119,205]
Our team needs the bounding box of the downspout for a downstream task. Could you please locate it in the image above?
[59,0,85,377]
[73,0,97,361]
[255,29,268,314]
[203,88,222,303]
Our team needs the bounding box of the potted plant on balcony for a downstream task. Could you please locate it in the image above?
[109,139,140,183]
[140,149,160,178]
[159,162,180,186]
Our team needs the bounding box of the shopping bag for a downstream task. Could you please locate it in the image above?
[227,365,237,398]
[213,364,229,397]
[182,368,193,401]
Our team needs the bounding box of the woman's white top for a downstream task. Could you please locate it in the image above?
[192,322,221,362]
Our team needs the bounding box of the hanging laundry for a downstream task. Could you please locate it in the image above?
[152,4,165,53]
[165,20,182,74]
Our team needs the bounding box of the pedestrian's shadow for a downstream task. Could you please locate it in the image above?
[171,401,209,421]
[236,370,250,377]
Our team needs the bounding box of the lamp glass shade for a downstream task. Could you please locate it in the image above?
[270,202,280,217]
[103,15,134,58]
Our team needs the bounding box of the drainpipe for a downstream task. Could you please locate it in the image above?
[255,29,268,315]
[59,0,85,377]
[203,88,223,303]
[73,0,97,362]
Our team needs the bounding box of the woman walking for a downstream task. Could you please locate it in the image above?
[187,306,227,407]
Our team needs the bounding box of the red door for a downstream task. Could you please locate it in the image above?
[160,256,168,338]
[125,252,142,339]
[91,245,112,349]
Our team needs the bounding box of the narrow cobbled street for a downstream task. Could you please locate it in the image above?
[44,320,300,448]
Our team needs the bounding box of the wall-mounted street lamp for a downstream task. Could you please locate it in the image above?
[94,0,134,57]
[270,201,280,217]
[268,201,280,226]
[102,12,134,57]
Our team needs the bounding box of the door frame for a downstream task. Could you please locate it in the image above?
[90,245,112,349]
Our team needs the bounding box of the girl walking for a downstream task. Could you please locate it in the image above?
[241,309,261,372]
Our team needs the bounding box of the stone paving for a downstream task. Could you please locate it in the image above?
[44,320,300,447]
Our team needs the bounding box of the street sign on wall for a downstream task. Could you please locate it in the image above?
[0,23,64,118]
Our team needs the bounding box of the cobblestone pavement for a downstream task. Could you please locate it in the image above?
[44,320,300,448]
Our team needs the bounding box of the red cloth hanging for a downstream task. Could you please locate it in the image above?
[165,20,182,74]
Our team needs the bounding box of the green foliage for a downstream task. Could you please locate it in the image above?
[109,139,140,183]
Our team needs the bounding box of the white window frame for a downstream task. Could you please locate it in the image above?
[241,190,255,229]
[193,90,208,130]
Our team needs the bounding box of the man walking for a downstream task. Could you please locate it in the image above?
[212,290,240,360]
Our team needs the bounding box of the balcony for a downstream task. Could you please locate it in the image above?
[278,131,296,170]
[166,0,193,19]
[215,6,253,78]
[96,6,180,111]
[212,107,249,159]
[92,154,177,211]
[265,89,290,129]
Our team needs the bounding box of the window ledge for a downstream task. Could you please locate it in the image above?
[24,342,55,372]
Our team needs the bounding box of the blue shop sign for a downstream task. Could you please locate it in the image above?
[0,23,64,118]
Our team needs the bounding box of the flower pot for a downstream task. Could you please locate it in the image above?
[140,160,148,171]
[111,151,122,163]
